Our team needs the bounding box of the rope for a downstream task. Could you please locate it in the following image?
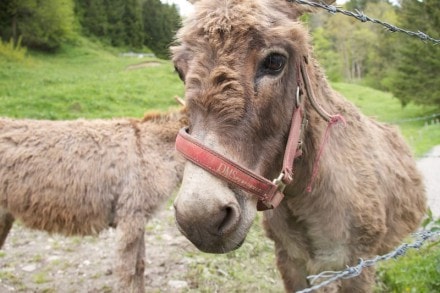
[306,114,346,192]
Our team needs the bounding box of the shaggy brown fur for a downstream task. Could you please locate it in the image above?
[172,0,426,292]
[0,109,187,292]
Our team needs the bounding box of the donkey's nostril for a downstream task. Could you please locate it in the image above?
[217,204,240,236]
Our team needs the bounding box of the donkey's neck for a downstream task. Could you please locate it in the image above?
[134,108,187,183]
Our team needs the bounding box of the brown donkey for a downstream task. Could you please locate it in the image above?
[0,109,186,292]
[172,0,426,292]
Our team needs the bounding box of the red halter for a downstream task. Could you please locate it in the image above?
[175,61,307,211]
[175,59,345,210]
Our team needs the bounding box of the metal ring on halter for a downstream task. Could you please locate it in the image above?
[272,172,287,193]
[295,86,301,108]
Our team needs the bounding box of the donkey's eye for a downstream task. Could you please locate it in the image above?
[261,53,286,75]
[174,66,185,82]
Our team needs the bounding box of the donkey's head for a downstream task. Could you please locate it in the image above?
[172,0,334,253]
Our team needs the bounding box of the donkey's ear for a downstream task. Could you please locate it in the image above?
[187,0,199,3]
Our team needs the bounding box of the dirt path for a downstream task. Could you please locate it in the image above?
[0,206,197,292]
[417,145,440,218]
[1,147,439,292]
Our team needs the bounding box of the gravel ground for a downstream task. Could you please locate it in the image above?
[0,146,438,292]
[0,205,198,293]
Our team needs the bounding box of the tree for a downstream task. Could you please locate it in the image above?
[74,0,144,49]
[142,0,181,59]
[310,1,402,84]
[310,9,376,82]
[311,26,344,81]
[362,1,399,89]
[105,0,126,47]
[75,0,108,39]
[346,0,381,10]
[121,0,144,49]
[388,0,440,107]
[0,0,75,51]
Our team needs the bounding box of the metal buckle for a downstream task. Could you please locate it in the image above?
[295,86,301,108]
[272,172,287,193]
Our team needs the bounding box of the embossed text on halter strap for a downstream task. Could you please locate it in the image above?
[175,127,285,210]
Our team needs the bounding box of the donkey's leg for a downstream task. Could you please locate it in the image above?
[114,212,146,293]
[274,241,309,292]
[134,231,146,291]
[263,209,310,292]
[0,208,14,249]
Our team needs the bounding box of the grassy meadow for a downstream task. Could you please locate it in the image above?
[0,41,184,120]
[1,43,439,292]
[332,83,440,156]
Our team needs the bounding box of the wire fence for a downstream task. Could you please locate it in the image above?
[418,154,440,159]
[390,113,440,124]
[289,0,440,45]
[393,113,440,159]
[296,230,440,293]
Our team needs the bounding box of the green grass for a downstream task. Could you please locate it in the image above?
[31,271,53,285]
[374,212,440,292]
[0,37,27,62]
[332,82,439,156]
[0,40,184,120]
[183,213,283,292]
[0,271,24,288]
[375,244,440,293]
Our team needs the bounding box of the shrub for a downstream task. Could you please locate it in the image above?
[0,37,27,61]
[376,210,440,292]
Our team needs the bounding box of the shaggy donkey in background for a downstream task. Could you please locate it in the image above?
[0,109,186,292]
[172,0,426,292]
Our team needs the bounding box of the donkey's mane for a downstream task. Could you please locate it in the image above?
[140,108,186,124]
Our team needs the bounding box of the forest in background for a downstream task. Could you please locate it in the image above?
[309,0,439,107]
[0,0,180,58]
[0,0,439,107]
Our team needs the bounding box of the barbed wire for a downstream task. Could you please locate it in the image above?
[296,230,440,293]
[289,0,440,45]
